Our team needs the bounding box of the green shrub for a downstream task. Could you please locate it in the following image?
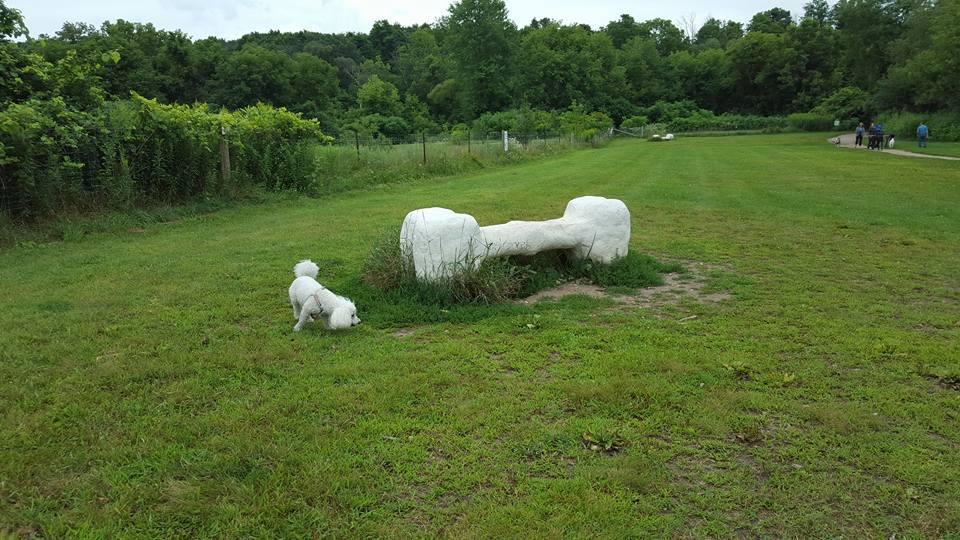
[0,94,331,221]
[620,115,649,129]
[787,113,836,132]
[880,111,960,142]
[669,113,786,132]
[362,229,525,305]
[625,102,786,133]
[811,86,870,121]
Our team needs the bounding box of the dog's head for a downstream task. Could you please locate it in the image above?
[328,300,361,330]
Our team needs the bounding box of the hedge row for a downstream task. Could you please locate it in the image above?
[0,93,331,221]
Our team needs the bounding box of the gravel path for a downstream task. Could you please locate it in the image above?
[831,133,960,161]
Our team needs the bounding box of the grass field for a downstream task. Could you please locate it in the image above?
[2,134,959,537]
[897,141,960,158]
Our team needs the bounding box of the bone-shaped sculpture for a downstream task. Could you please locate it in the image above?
[400,196,631,280]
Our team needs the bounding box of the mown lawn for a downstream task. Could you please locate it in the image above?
[2,134,959,537]
[897,140,960,159]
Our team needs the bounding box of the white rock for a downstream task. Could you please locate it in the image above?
[400,197,631,281]
[400,207,484,280]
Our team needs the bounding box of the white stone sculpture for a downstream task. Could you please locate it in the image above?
[400,196,631,280]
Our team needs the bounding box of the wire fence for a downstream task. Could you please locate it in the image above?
[326,130,613,166]
[0,128,614,223]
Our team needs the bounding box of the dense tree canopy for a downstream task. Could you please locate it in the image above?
[2,0,959,137]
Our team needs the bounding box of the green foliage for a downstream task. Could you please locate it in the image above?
[357,75,401,117]
[0,98,92,218]
[667,112,786,132]
[395,28,449,103]
[748,7,794,34]
[620,115,649,129]
[787,112,835,131]
[559,103,612,141]
[880,111,960,142]
[0,0,26,41]
[362,228,526,305]
[0,94,330,220]
[812,86,870,121]
[516,23,627,114]
[445,0,518,117]
[628,102,786,132]
[695,18,744,48]
[473,107,558,138]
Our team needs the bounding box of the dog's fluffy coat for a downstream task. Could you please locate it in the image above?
[288,260,360,332]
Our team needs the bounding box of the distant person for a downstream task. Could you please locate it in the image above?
[876,123,884,151]
[867,123,878,150]
[917,122,929,148]
[855,122,865,147]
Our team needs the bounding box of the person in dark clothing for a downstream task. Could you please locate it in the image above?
[855,122,865,147]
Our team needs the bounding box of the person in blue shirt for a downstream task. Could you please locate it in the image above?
[855,122,865,147]
[917,122,929,148]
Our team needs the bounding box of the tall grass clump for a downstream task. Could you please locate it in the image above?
[361,229,682,307]
[787,113,837,132]
[361,229,526,305]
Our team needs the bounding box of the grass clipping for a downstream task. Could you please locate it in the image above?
[362,229,682,305]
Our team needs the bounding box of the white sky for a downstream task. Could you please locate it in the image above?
[11,0,813,40]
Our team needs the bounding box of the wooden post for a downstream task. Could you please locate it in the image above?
[219,126,231,186]
[422,132,427,164]
[467,131,471,155]
[354,131,360,161]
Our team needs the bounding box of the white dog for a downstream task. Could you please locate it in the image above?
[288,260,360,332]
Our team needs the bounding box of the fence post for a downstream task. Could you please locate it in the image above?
[354,131,360,161]
[422,132,427,164]
[219,126,231,186]
[502,130,509,153]
[467,131,471,155]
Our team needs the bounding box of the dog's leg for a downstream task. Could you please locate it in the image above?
[293,307,313,332]
[292,300,301,320]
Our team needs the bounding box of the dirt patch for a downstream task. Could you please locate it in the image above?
[392,327,418,338]
[518,262,731,310]
[520,281,607,303]
[923,374,960,391]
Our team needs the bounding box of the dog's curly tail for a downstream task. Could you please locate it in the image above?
[293,259,320,279]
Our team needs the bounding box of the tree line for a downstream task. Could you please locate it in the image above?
[3,0,959,138]
[3,0,960,224]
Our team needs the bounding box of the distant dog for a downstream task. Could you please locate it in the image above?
[288,260,360,332]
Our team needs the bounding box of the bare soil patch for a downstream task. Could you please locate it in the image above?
[518,261,731,309]
[392,327,419,338]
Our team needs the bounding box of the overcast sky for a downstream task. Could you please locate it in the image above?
[11,0,813,41]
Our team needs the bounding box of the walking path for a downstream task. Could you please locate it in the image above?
[831,133,960,161]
